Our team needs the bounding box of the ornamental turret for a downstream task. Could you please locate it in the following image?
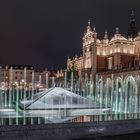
[102,30,109,44]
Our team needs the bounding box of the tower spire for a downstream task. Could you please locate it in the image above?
[115,27,119,34]
[104,30,108,39]
[86,20,92,32]
[130,8,135,22]
[88,20,91,26]
[127,9,138,38]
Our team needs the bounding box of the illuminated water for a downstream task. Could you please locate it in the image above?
[0,86,139,126]
[0,69,140,126]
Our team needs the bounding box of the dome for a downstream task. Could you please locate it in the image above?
[102,30,109,44]
[110,34,127,43]
[110,27,127,43]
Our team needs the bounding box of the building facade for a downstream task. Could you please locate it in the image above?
[1,65,49,89]
[67,10,140,78]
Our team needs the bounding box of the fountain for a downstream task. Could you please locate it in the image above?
[23,67,27,125]
[0,68,140,125]
[16,86,19,125]
[9,66,13,107]
[39,75,42,88]
[64,71,67,89]
[51,76,55,87]
[70,72,73,92]
[46,73,49,89]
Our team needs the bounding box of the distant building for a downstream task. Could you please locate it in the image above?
[34,69,49,87]
[1,65,49,88]
[2,65,34,84]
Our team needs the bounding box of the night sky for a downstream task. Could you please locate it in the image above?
[0,0,140,71]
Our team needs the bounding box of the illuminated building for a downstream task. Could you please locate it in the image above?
[2,65,34,84]
[67,10,139,77]
[1,65,49,88]
[67,10,140,114]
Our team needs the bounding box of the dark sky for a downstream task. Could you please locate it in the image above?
[0,0,140,71]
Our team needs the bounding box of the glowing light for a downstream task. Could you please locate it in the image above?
[37,84,40,87]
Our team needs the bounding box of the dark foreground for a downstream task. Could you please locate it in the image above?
[1,119,140,140]
[77,133,140,140]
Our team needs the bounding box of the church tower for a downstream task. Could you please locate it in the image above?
[82,20,98,79]
[82,20,94,70]
[127,9,138,38]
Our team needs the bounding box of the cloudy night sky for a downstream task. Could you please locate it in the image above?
[0,0,140,70]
